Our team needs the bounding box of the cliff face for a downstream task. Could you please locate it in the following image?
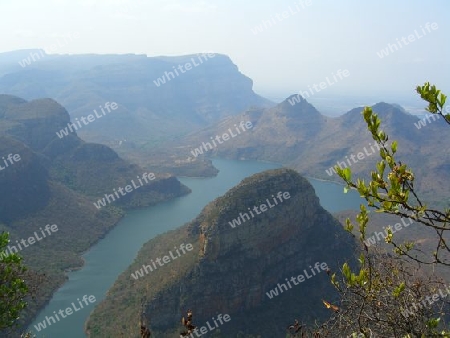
[0,94,190,335]
[0,53,271,147]
[150,54,268,123]
[190,169,328,261]
[0,135,50,222]
[0,96,69,152]
[0,95,190,209]
[87,169,356,337]
[0,53,273,180]
[152,169,354,334]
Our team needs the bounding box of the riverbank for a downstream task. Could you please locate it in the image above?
[28,159,281,337]
[19,185,190,337]
[27,159,365,337]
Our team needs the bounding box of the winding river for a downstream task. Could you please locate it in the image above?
[29,159,363,337]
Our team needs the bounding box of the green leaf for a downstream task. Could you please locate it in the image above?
[391,140,397,154]
[362,107,372,121]
[342,263,351,281]
[358,254,365,265]
[392,282,405,297]
[345,219,354,232]
[438,93,447,107]
[343,168,351,182]
[376,161,386,176]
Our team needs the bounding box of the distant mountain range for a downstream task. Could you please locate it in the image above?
[0,50,270,147]
[157,96,450,206]
[1,51,446,207]
[0,50,273,179]
[0,51,448,335]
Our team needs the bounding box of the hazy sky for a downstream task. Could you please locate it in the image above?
[1,0,449,105]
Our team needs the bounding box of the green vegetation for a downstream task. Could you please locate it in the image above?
[0,232,28,330]
[296,83,450,337]
[87,168,355,337]
[86,227,201,336]
[2,79,449,336]
[0,95,191,335]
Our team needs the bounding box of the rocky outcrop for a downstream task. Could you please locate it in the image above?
[0,135,50,222]
[0,96,70,152]
[0,95,191,335]
[150,169,354,335]
[88,169,356,337]
[0,95,191,205]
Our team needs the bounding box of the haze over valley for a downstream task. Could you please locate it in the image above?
[0,1,449,337]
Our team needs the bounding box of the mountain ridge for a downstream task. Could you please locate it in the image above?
[86,168,356,337]
[0,52,274,176]
[0,94,191,335]
[158,97,450,205]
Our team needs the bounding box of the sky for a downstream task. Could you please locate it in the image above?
[1,0,449,111]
